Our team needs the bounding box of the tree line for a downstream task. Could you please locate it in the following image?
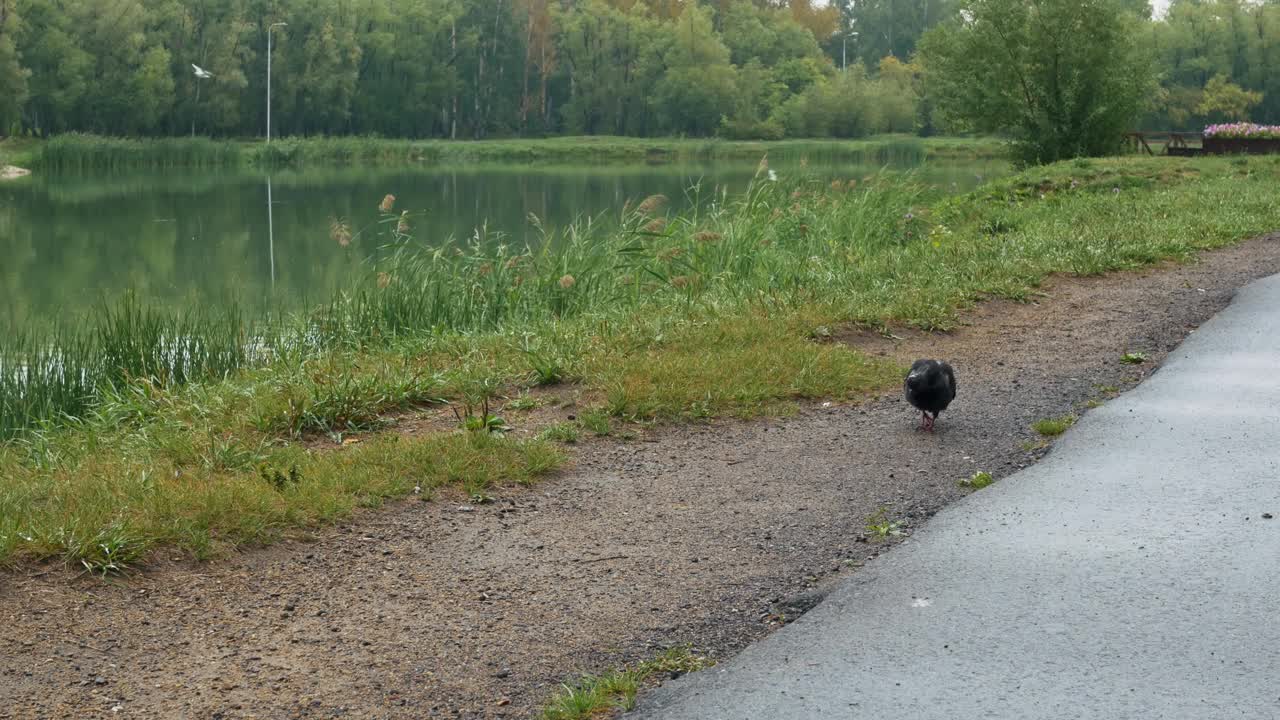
[1144,0,1280,130]
[0,0,943,140]
[0,0,1277,143]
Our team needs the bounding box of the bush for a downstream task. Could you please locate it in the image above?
[720,117,786,140]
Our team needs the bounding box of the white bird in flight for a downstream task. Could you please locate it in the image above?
[192,64,214,79]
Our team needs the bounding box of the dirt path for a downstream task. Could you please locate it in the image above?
[4,234,1279,720]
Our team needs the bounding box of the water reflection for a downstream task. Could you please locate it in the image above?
[267,175,276,289]
[0,159,1007,326]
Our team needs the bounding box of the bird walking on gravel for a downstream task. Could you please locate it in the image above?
[904,359,956,432]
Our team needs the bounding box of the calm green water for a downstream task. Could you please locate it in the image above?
[0,158,1005,326]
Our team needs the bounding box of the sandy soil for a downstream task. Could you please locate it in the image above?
[0,166,31,181]
[3,233,1278,720]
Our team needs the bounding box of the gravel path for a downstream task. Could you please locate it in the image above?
[635,256,1280,720]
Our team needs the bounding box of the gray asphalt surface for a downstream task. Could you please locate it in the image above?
[633,275,1280,719]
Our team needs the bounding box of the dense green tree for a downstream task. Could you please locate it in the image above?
[841,0,956,66]
[12,0,81,134]
[1197,74,1262,121]
[558,0,660,135]
[1145,0,1280,128]
[653,5,738,135]
[0,1,29,132]
[920,0,1155,164]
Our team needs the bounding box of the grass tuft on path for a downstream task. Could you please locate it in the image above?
[542,647,714,720]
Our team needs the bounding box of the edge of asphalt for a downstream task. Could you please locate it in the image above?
[631,273,1280,719]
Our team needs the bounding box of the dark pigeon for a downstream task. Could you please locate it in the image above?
[904,359,956,432]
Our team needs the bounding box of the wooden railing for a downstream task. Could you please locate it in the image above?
[1123,131,1204,156]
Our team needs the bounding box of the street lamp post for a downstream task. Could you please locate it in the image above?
[191,64,214,137]
[267,22,287,143]
[842,31,859,72]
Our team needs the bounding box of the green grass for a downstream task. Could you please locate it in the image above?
[0,136,40,169]
[959,471,995,489]
[1032,415,1077,437]
[1,428,562,569]
[542,647,714,720]
[866,508,907,540]
[26,133,1007,171]
[1120,351,1149,365]
[5,155,1280,568]
[539,422,580,444]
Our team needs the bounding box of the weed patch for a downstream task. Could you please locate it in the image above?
[542,647,714,720]
[539,423,581,444]
[959,471,995,489]
[866,508,907,540]
[1032,415,1077,437]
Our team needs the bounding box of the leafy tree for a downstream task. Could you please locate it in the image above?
[921,0,1155,164]
[875,56,920,133]
[1197,74,1262,121]
[1146,0,1280,128]
[0,0,29,132]
[721,59,786,139]
[653,5,738,135]
[12,0,85,135]
[843,0,956,66]
[778,65,879,138]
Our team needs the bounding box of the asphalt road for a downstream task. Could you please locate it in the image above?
[633,275,1280,719]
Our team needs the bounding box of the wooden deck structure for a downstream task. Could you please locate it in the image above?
[1124,131,1204,156]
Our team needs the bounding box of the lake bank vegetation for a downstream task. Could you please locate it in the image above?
[3,154,1280,571]
[5,0,1280,576]
[27,133,1004,172]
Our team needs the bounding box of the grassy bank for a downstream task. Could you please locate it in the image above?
[3,155,1279,570]
[27,133,1005,172]
[0,137,39,170]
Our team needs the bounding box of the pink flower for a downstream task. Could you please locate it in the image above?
[1203,122,1280,140]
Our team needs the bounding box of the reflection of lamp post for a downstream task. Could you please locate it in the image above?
[267,22,287,142]
[191,64,214,137]
[266,175,276,288]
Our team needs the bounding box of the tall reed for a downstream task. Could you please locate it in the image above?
[315,171,918,344]
[35,134,242,171]
[0,169,918,438]
[1,295,250,439]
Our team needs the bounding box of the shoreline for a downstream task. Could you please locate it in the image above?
[3,155,1280,571]
[25,134,1007,171]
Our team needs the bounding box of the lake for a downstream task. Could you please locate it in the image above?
[0,157,1006,327]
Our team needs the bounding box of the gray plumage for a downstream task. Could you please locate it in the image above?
[904,359,956,432]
